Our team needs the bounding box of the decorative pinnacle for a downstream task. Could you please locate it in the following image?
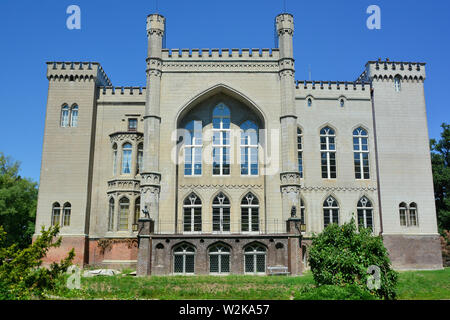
[275,13,294,33]
[146,13,165,33]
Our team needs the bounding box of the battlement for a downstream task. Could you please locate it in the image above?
[147,13,165,32]
[99,86,146,96]
[295,80,369,91]
[275,13,294,32]
[161,48,280,60]
[361,60,426,82]
[46,62,112,86]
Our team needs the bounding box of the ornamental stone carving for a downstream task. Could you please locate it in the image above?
[280,172,301,186]
[140,172,161,186]
[109,132,143,144]
[107,178,141,193]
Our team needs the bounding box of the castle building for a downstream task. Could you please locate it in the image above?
[34,13,443,275]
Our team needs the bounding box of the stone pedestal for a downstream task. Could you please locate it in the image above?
[286,218,303,276]
[136,218,154,276]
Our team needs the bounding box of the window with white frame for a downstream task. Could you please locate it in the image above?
[409,202,418,226]
[51,202,61,226]
[357,197,373,230]
[184,120,202,176]
[241,193,259,232]
[240,120,258,175]
[353,127,370,179]
[400,202,418,227]
[183,193,202,233]
[121,143,132,174]
[63,202,71,227]
[244,244,266,274]
[212,104,231,176]
[212,193,230,233]
[323,196,339,228]
[399,202,407,226]
[70,105,78,127]
[108,198,115,231]
[320,127,337,179]
[297,128,303,178]
[173,243,195,274]
[118,197,129,231]
[61,105,69,127]
[209,244,230,274]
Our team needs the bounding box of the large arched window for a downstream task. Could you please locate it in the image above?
[137,143,143,174]
[112,143,118,176]
[108,197,115,231]
[121,143,132,174]
[244,243,266,274]
[118,197,129,231]
[70,104,79,127]
[61,105,69,127]
[212,192,230,233]
[51,202,61,226]
[357,197,373,230]
[184,120,202,176]
[399,202,407,226]
[409,202,418,226]
[240,120,258,176]
[183,193,202,233]
[323,196,339,228]
[63,202,71,227]
[241,193,259,232]
[173,243,196,274]
[297,128,303,178]
[209,244,230,274]
[212,104,231,176]
[353,127,370,179]
[320,127,336,179]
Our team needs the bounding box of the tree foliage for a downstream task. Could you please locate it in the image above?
[0,225,74,299]
[307,219,398,300]
[430,123,450,233]
[0,152,38,248]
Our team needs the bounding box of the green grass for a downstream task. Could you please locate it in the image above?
[54,268,450,300]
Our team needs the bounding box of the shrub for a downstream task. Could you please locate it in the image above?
[307,218,398,300]
[0,225,74,299]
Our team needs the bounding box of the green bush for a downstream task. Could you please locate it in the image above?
[295,284,378,300]
[307,218,398,300]
[0,225,74,299]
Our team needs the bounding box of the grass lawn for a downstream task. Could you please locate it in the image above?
[55,268,450,300]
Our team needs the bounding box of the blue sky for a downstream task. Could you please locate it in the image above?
[0,0,449,182]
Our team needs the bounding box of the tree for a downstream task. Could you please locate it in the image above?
[430,123,450,233]
[0,152,38,248]
[307,219,398,300]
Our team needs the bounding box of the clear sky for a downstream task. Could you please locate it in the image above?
[0,0,449,182]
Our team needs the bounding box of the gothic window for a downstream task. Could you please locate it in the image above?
[320,126,337,179]
[357,197,373,230]
[307,98,312,107]
[300,198,306,225]
[209,244,230,274]
[121,143,132,174]
[297,128,303,178]
[241,193,259,232]
[70,105,78,127]
[353,127,370,179]
[340,99,345,108]
[134,197,140,228]
[184,120,202,176]
[212,104,231,176]
[399,202,407,226]
[108,197,115,231]
[61,105,69,127]
[173,243,195,274]
[394,75,402,92]
[212,193,230,233]
[51,202,61,226]
[244,244,266,274]
[118,197,129,231]
[409,203,418,226]
[137,143,143,174]
[323,196,339,228]
[63,202,71,227]
[112,143,118,176]
[183,193,202,233]
[240,121,258,175]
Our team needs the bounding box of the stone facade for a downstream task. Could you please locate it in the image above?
[34,12,443,274]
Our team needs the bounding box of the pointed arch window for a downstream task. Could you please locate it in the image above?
[184,120,202,176]
[121,143,132,174]
[297,128,303,178]
[212,104,231,175]
[357,197,373,230]
[399,202,407,226]
[320,127,336,179]
[70,105,79,127]
[241,193,259,232]
[409,203,418,226]
[61,105,69,127]
[118,197,129,231]
[307,98,312,107]
[353,127,370,179]
[112,143,118,176]
[240,120,258,176]
[137,143,143,174]
[394,75,402,92]
[51,202,61,226]
[244,244,266,274]
[173,243,196,274]
[209,244,230,274]
[63,202,71,227]
[323,196,339,228]
[183,193,202,233]
[212,193,230,233]
[108,198,115,231]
